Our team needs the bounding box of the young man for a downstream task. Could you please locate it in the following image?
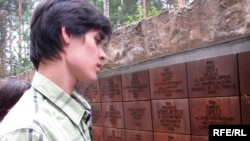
[0,0,112,140]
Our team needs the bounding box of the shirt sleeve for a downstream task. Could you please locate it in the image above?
[0,128,48,141]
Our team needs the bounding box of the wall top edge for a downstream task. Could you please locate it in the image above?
[98,35,250,78]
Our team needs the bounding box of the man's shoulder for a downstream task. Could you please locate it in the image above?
[0,90,36,132]
[0,88,47,133]
[0,127,46,141]
[0,109,43,140]
[0,88,53,140]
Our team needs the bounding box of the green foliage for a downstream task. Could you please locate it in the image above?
[12,58,32,76]
[126,5,159,26]
[109,0,128,29]
[147,6,159,18]
[90,0,162,29]
[90,0,103,12]
[126,5,144,26]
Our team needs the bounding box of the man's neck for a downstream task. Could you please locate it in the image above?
[37,59,76,95]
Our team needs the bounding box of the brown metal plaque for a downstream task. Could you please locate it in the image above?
[123,101,152,131]
[189,97,241,136]
[241,95,250,124]
[100,75,123,102]
[187,54,239,98]
[191,135,208,141]
[91,103,103,126]
[238,51,250,96]
[149,63,188,99]
[151,99,190,134]
[154,132,191,141]
[103,127,125,141]
[122,70,150,101]
[79,80,101,102]
[125,130,153,141]
[92,126,103,141]
[102,102,124,128]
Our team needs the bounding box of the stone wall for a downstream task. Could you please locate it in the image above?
[76,37,250,141]
[8,0,250,140]
[103,0,250,70]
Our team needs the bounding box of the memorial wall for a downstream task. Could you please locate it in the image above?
[5,0,250,140]
[4,0,250,139]
[75,37,250,141]
[6,36,250,141]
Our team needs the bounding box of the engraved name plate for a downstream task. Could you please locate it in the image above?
[92,126,103,141]
[187,54,239,98]
[91,103,103,126]
[103,128,125,141]
[100,75,123,102]
[125,130,153,141]
[152,99,190,134]
[189,97,241,136]
[122,70,150,101]
[191,135,208,141]
[149,63,188,99]
[123,101,152,131]
[80,80,100,102]
[154,132,191,141]
[241,95,250,124]
[238,51,250,96]
[102,102,124,128]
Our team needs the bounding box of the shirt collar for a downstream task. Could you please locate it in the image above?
[32,72,91,125]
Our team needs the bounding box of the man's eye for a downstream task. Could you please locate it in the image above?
[95,38,101,44]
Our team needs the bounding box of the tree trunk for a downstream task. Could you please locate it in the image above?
[0,49,6,78]
[8,15,13,76]
[103,0,109,18]
[142,0,146,18]
[18,0,23,66]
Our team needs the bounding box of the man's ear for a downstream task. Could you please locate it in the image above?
[60,26,70,45]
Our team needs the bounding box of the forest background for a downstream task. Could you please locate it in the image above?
[0,0,192,79]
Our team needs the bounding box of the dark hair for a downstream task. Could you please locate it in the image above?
[30,0,112,69]
[0,79,31,121]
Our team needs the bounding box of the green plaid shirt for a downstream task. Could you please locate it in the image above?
[0,72,92,141]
